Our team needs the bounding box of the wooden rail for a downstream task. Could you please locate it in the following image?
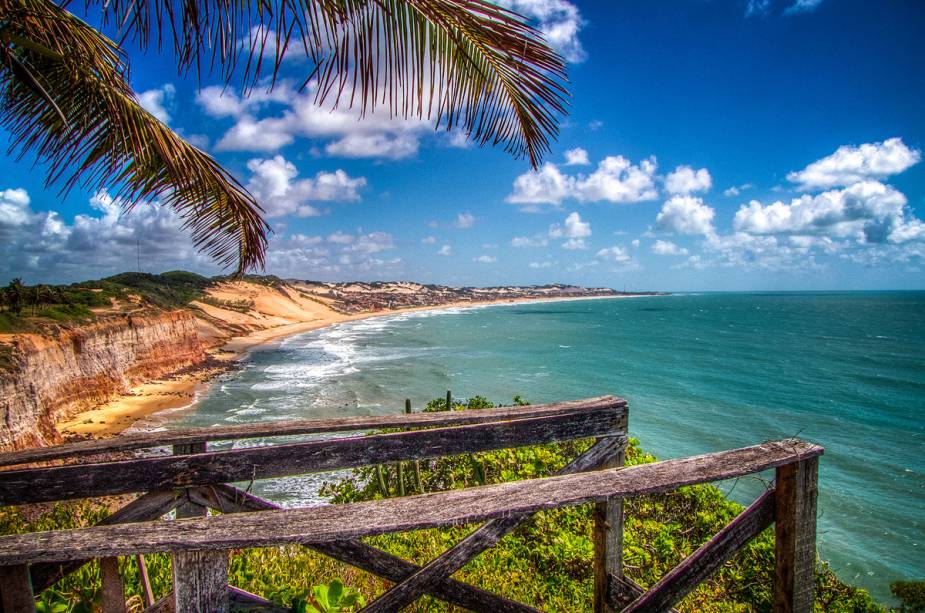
[0,396,823,613]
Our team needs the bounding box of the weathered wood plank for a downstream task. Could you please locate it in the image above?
[190,485,542,613]
[0,397,626,467]
[361,437,628,612]
[593,442,625,613]
[0,564,34,613]
[622,489,776,612]
[0,440,822,565]
[174,443,208,520]
[145,587,290,613]
[30,490,183,592]
[606,575,679,613]
[0,409,624,506]
[172,550,229,613]
[136,555,155,608]
[773,458,819,613]
[100,557,127,613]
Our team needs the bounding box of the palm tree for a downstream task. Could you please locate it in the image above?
[0,0,568,273]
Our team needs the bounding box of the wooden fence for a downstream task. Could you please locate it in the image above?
[0,396,822,613]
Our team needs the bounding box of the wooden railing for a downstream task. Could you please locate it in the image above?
[0,396,822,613]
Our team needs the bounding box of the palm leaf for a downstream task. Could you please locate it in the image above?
[92,0,570,166]
[1,0,270,272]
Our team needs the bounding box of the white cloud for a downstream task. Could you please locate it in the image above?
[746,0,771,17]
[733,181,916,243]
[507,155,658,206]
[494,0,586,63]
[454,212,476,229]
[652,240,689,256]
[511,234,549,248]
[528,261,553,269]
[265,230,400,279]
[578,156,659,203]
[438,245,452,256]
[209,82,432,160]
[787,137,921,190]
[563,147,590,166]
[548,212,591,249]
[507,162,572,205]
[245,155,365,218]
[138,84,175,124]
[0,189,217,283]
[665,166,712,195]
[785,0,824,14]
[724,183,753,197]
[325,134,420,160]
[656,195,716,235]
[596,245,631,263]
[474,254,497,263]
[421,236,437,245]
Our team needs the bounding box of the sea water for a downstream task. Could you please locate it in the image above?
[166,292,924,602]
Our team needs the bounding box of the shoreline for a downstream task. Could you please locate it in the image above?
[56,293,650,439]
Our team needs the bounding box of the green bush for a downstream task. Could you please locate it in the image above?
[891,581,925,613]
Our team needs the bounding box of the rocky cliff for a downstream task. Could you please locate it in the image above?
[0,311,205,450]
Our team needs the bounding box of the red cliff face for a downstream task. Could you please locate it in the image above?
[0,311,205,450]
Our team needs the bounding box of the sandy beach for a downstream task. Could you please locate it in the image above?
[56,294,634,439]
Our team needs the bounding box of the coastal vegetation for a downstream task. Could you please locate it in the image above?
[0,395,885,612]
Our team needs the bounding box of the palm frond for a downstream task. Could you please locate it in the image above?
[1,0,270,272]
[91,0,569,166]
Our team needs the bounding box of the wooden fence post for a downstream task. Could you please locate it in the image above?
[171,442,229,613]
[0,564,35,612]
[99,557,126,612]
[773,457,819,613]
[593,439,626,613]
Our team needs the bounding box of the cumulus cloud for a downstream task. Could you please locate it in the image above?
[724,183,753,197]
[205,82,434,159]
[732,181,919,243]
[563,147,590,166]
[787,138,921,190]
[438,245,452,256]
[785,0,824,14]
[507,155,658,206]
[511,234,549,248]
[495,0,586,63]
[245,155,365,218]
[138,84,176,124]
[651,240,689,256]
[265,230,400,279]
[548,212,591,249]
[454,212,476,229]
[421,236,437,245]
[528,261,553,269]
[656,195,716,235]
[0,188,218,283]
[595,245,631,263]
[474,254,497,263]
[665,166,712,195]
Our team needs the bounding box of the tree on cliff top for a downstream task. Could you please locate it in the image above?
[0,0,569,273]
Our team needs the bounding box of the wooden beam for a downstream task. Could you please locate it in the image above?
[136,555,155,608]
[0,564,34,613]
[593,441,625,613]
[361,437,628,612]
[100,557,126,613]
[622,488,776,612]
[0,409,624,506]
[190,485,541,613]
[172,550,229,613]
[30,490,183,592]
[773,458,819,613]
[606,575,679,613]
[0,397,626,467]
[0,440,822,565]
[144,586,291,613]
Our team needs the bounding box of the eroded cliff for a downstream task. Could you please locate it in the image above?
[0,311,204,450]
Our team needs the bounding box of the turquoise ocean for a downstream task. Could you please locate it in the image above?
[163,292,924,602]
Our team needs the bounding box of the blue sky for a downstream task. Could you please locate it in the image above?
[2,0,924,291]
